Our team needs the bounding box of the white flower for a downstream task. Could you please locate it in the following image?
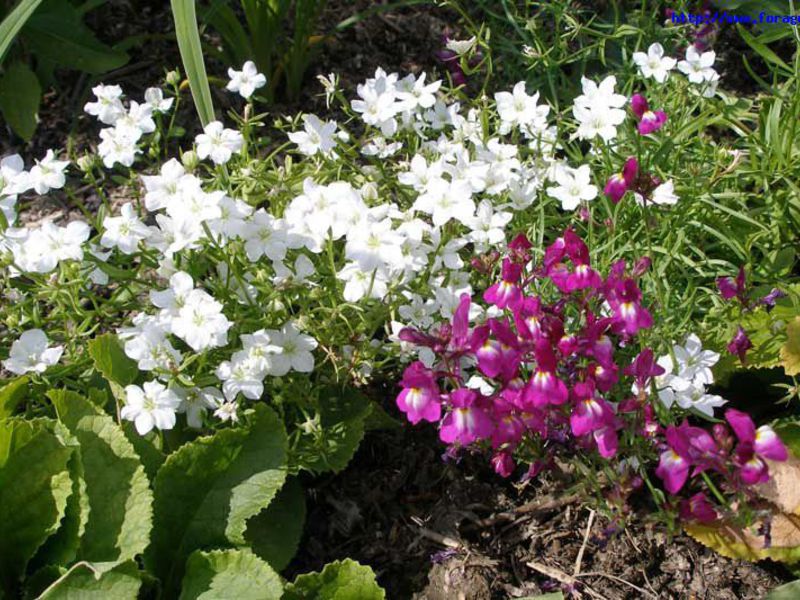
[101,202,151,254]
[14,220,90,274]
[573,103,626,142]
[29,150,69,194]
[150,271,195,314]
[0,154,28,225]
[396,72,441,110]
[672,333,719,386]
[144,87,174,113]
[216,350,266,401]
[574,76,627,110]
[213,399,239,423]
[652,180,678,206]
[413,178,475,227]
[84,84,126,125]
[226,60,267,99]
[170,289,231,351]
[678,46,717,84]
[243,209,288,262]
[174,386,221,428]
[495,82,549,134]
[121,381,181,435]
[632,43,677,83]
[3,329,63,375]
[141,159,195,212]
[673,381,727,418]
[338,262,389,302]
[398,155,443,192]
[120,318,182,372]
[288,114,338,156]
[316,72,339,108]
[195,121,244,165]
[98,127,140,168]
[345,217,404,272]
[547,164,597,211]
[264,322,318,375]
[362,136,401,158]
[465,200,512,250]
[446,36,476,55]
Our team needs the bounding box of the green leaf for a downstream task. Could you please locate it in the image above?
[87,334,139,387]
[736,23,793,75]
[121,421,165,481]
[766,580,800,600]
[23,0,128,73]
[245,477,306,571]
[30,448,88,570]
[283,559,385,600]
[780,317,800,376]
[0,0,44,63]
[0,61,41,140]
[0,376,28,420]
[50,390,153,571]
[148,404,288,595]
[171,0,215,125]
[179,549,282,600]
[37,561,142,599]
[0,419,76,595]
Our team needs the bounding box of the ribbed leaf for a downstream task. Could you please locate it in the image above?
[171,0,215,125]
[148,404,288,595]
[245,477,306,571]
[0,376,28,420]
[179,549,282,600]
[283,559,385,600]
[37,561,142,599]
[0,0,43,63]
[87,334,139,387]
[0,418,76,596]
[50,390,153,572]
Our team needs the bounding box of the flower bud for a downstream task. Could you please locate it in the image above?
[181,150,199,170]
[77,154,96,172]
[166,70,182,86]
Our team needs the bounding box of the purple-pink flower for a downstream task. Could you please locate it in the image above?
[631,94,667,135]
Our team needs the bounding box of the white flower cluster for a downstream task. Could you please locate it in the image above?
[85,84,173,167]
[650,334,726,418]
[634,42,720,97]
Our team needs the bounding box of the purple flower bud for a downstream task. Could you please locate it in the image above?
[726,326,753,364]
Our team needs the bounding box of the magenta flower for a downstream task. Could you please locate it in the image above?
[725,408,788,484]
[522,341,569,408]
[512,296,544,340]
[491,450,515,478]
[607,278,653,336]
[491,411,525,447]
[603,157,639,204]
[726,326,752,364]
[484,258,523,309]
[624,348,666,391]
[679,492,718,524]
[396,362,442,424]
[631,94,667,135]
[440,388,494,445]
[655,426,691,494]
[760,288,786,310]
[716,266,747,304]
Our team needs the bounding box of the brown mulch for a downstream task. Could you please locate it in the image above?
[290,423,792,599]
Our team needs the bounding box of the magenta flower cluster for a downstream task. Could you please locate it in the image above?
[395,229,788,522]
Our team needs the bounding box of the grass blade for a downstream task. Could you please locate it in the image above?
[171,0,215,125]
[0,0,43,63]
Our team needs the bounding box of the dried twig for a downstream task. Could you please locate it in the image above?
[573,509,596,576]
[417,526,462,549]
[466,493,580,530]
[576,571,658,599]
[526,562,604,600]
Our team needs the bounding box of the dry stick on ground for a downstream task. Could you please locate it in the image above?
[525,561,604,600]
[576,571,658,599]
[573,508,596,577]
[466,493,581,530]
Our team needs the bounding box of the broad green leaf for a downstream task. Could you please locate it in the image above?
[121,421,165,481]
[775,420,800,457]
[0,0,43,63]
[30,448,88,569]
[23,0,128,73]
[179,549,282,600]
[148,404,288,595]
[780,317,800,376]
[245,477,306,571]
[171,0,215,125]
[0,61,41,140]
[766,580,800,600]
[0,376,28,420]
[87,333,139,387]
[283,559,385,600]
[50,390,152,571]
[37,561,142,599]
[0,419,76,595]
